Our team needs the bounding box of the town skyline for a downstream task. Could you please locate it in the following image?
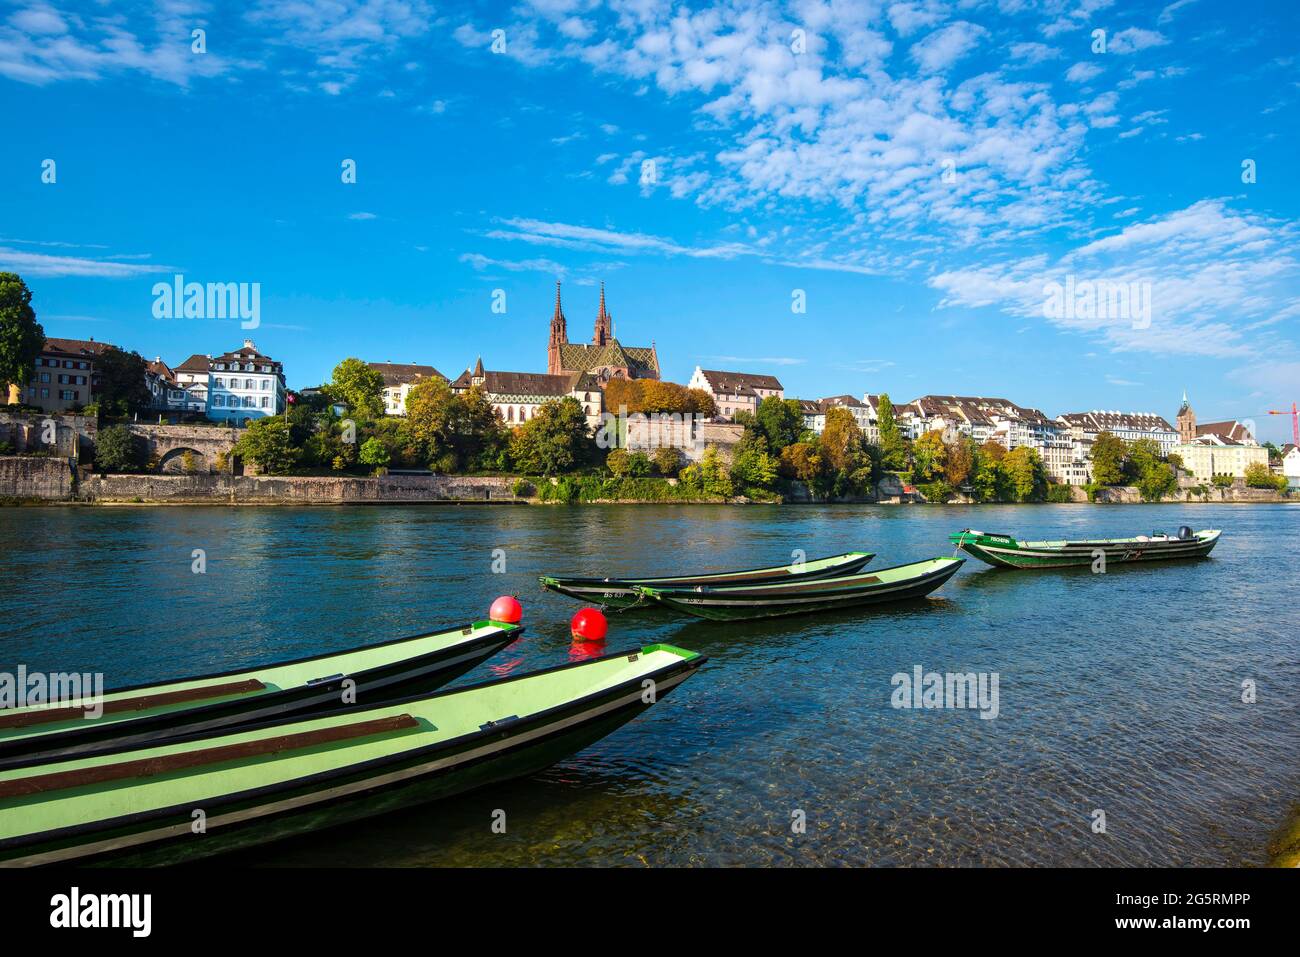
[3,0,1298,442]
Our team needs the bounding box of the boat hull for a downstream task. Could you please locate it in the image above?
[0,623,522,769]
[0,647,703,867]
[951,530,1221,569]
[539,551,876,609]
[640,560,962,621]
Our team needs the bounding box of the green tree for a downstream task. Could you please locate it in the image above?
[698,446,735,497]
[1003,446,1047,502]
[233,416,298,474]
[779,440,825,485]
[910,430,947,483]
[327,358,385,419]
[508,397,590,475]
[0,273,44,403]
[448,386,508,470]
[1244,461,1285,490]
[820,407,873,495]
[730,433,779,489]
[94,347,151,416]
[359,436,391,468]
[876,393,908,471]
[754,396,803,453]
[1089,431,1127,485]
[94,424,143,472]
[404,378,458,465]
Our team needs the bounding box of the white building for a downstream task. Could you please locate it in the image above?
[1173,434,1269,482]
[1282,444,1300,489]
[450,358,603,429]
[369,362,446,416]
[688,367,784,422]
[1057,410,1179,457]
[173,354,211,411]
[207,339,286,424]
[900,395,1082,484]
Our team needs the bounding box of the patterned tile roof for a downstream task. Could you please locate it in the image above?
[557,340,658,377]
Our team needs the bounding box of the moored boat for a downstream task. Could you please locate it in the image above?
[0,620,523,768]
[949,527,1222,570]
[634,557,963,621]
[0,643,704,867]
[539,551,875,609]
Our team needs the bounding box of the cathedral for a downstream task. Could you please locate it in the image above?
[546,282,660,383]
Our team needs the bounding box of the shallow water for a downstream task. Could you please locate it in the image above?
[1,502,1296,866]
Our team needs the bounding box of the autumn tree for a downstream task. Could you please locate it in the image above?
[944,437,975,487]
[910,430,947,483]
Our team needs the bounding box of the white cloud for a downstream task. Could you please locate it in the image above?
[929,200,1300,359]
[1108,28,1169,54]
[1065,61,1103,83]
[0,245,173,278]
[909,21,987,73]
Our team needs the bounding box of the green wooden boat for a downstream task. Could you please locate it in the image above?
[0,643,704,867]
[950,528,1222,569]
[539,551,876,609]
[635,557,964,621]
[0,621,522,768]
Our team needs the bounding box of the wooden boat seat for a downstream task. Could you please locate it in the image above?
[0,713,419,801]
[0,679,269,731]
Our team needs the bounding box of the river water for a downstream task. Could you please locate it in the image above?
[1,503,1296,866]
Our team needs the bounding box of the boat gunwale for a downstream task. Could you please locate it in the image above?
[538,550,874,589]
[636,556,962,598]
[0,628,524,766]
[0,618,524,713]
[0,644,706,860]
[950,529,1221,551]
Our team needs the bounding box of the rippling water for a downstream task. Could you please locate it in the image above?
[1,503,1296,866]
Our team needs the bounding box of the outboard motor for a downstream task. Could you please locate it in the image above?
[1178,525,1194,540]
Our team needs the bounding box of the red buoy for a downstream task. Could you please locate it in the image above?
[489,595,523,624]
[570,607,608,643]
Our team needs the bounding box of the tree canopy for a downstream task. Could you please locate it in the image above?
[508,397,591,475]
[0,273,44,400]
[327,358,385,419]
[94,347,152,416]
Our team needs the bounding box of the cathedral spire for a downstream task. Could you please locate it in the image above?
[593,282,612,346]
[547,280,568,375]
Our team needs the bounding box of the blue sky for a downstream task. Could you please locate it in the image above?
[2,0,1298,441]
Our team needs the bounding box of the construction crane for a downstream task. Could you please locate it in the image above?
[1267,402,1299,447]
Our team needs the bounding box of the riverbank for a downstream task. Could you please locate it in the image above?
[0,456,1292,505]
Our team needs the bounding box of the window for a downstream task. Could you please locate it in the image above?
[215,377,224,387]
[214,395,225,407]
[246,378,255,389]
[41,388,49,398]
[60,390,76,400]
[244,396,254,408]
[261,396,269,408]
[40,372,49,383]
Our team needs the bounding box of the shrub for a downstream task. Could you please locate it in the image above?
[1212,473,1234,488]
[652,446,681,476]
[94,425,143,473]
[1046,482,1073,503]
[511,478,535,498]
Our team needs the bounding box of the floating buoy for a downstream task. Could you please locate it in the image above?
[489,595,523,624]
[570,607,608,643]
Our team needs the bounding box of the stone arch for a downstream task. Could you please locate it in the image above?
[158,446,208,474]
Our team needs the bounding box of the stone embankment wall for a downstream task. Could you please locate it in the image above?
[1077,485,1288,504]
[0,456,75,500]
[0,412,96,461]
[77,473,523,504]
